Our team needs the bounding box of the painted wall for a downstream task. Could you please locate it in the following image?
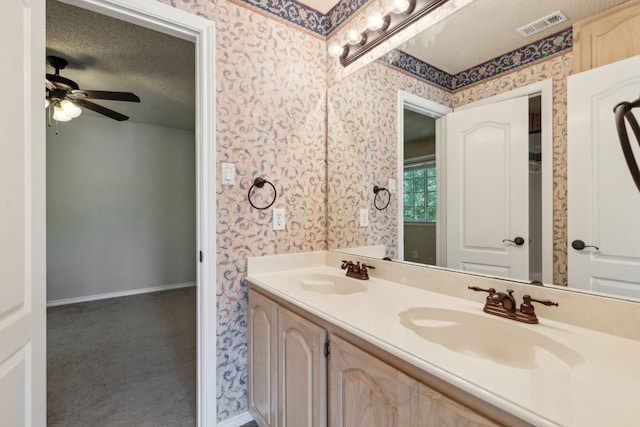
[46,114,196,302]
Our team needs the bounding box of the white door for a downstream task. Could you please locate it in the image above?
[446,96,530,280]
[0,0,46,425]
[568,54,640,298]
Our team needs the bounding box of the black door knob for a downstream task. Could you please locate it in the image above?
[503,237,525,246]
[571,240,599,251]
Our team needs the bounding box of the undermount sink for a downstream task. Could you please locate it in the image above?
[289,274,366,295]
[399,307,584,369]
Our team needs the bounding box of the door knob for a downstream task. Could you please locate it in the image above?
[571,240,599,251]
[502,237,525,246]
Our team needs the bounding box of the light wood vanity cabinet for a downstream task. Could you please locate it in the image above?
[329,334,418,426]
[418,383,499,427]
[248,287,504,427]
[573,0,640,73]
[248,289,326,427]
[278,307,327,426]
[248,289,279,427]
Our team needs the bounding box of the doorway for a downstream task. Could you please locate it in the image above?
[46,0,216,424]
[397,91,451,264]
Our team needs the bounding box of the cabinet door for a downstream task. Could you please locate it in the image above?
[248,289,279,427]
[573,0,640,73]
[279,307,328,426]
[418,383,499,427]
[329,334,418,427]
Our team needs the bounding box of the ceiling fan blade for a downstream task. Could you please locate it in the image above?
[71,90,140,102]
[46,79,56,91]
[74,99,130,121]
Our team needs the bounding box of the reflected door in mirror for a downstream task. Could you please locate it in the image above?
[446,96,530,280]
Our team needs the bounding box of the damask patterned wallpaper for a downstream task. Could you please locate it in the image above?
[327,61,450,258]
[156,0,327,421]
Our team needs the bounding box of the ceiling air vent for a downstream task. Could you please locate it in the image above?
[516,11,568,37]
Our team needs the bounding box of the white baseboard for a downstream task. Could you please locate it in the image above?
[46,281,196,307]
[217,411,254,427]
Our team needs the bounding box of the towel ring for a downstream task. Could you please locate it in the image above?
[248,177,276,210]
[373,185,391,210]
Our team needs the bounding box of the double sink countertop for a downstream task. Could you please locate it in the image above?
[247,251,640,427]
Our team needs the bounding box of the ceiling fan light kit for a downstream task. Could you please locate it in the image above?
[328,0,450,66]
[45,55,140,125]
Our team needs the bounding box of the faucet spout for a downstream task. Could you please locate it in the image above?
[341,260,374,280]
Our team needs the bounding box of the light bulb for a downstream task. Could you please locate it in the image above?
[367,11,385,31]
[53,105,72,122]
[391,0,411,14]
[60,100,82,118]
[328,42,345,58]
[346,28,364,45]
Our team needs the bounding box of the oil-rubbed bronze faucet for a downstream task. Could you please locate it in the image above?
[341,260,375,280]
[468,286,558,324]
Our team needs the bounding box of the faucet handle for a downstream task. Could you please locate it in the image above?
[361,263,375,271]
[520,294,558,315]
[341,260,354,270]
[468,286,496,294]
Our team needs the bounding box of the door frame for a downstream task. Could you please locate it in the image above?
[397,91,451,264]
[56,0,217,425]
[455,79,553,283]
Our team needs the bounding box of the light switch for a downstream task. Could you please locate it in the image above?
[221,163,235,185]
[273,208,285,230]
[359,209,369,227]
[388,178,397,194]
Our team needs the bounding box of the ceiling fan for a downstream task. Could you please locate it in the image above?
[45,55,140,122]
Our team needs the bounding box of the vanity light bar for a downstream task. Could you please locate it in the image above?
[338,0,450,67]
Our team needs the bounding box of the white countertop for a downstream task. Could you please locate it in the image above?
[247,258,640,427]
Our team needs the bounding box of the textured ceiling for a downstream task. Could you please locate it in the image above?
[46,0,195,130]
[400,0,632,74]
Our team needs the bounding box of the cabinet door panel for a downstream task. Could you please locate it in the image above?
[279,307,327,427]
[418,383,499,427]
[573,0,640,73]
[329,334,417,427]
[248,289,279,427]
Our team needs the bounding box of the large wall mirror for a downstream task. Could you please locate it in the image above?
[327,0,640,300]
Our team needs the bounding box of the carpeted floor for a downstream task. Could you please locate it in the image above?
[47,287,197,426]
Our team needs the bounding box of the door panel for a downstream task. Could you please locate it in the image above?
[328,334,417,427]
[279,308,327,427]
[0,0,46,425]
[446,96,530,280]
[568,54,640,298]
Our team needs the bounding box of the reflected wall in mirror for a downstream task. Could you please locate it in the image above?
[327,0,640,298]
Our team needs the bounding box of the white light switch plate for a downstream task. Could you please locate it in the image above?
[359,209,369,227]
[221,163,235,185]
[388,178,396,194]
[273,208,285,230]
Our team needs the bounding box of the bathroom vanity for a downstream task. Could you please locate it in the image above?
[246,251,640,427]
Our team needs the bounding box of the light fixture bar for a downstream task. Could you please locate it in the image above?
[340,0,450,67]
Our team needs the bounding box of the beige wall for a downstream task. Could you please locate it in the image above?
[46,115,196,302]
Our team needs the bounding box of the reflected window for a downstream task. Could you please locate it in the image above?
[404,158,436,222]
